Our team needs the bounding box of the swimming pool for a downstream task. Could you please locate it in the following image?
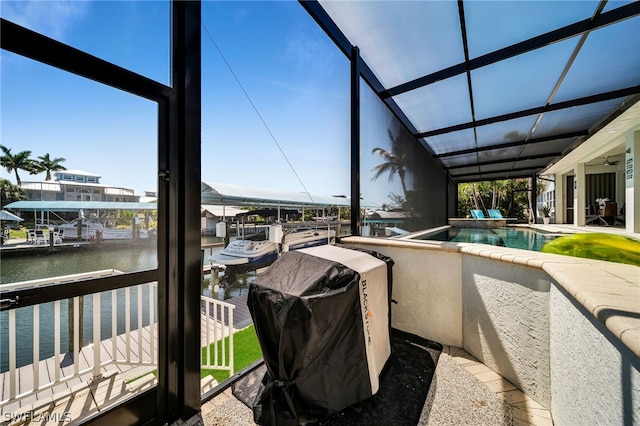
[407,227,558,252]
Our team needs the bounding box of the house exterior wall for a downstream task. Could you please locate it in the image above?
[21,173,139,203]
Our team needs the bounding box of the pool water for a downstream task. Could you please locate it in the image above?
[410,227,557,252]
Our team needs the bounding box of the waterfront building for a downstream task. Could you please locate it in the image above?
[19,169,140,203]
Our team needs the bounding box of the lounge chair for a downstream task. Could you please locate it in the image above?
[53,229,64,244]
[487,209,503,219]
[488,209,518,222]
[34,229,46,245]
[470,209,486,219]
[27,229,36,244]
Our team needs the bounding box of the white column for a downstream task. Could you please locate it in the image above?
[625,130,640,233]
[555,174,565,224]
[574,163,586,226]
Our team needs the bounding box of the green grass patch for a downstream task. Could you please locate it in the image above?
[201,324,263,383]
[541,233,640,266]
[125,369,157,384]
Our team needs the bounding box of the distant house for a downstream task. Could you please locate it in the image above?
[140,190,158,203]
[201,205,248,234]
[20,169,140,202]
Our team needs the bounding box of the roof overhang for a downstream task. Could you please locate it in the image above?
[541,96,640,177]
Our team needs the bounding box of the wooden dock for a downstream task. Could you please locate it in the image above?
[1,323,157,423]
[226,293,253,330]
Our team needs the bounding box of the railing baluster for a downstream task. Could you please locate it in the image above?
[149,283,155,363]
[93,293,101,378]
[125,287,131,363]
[213,301,218,368]
[54,300,61,382]
[221,307,226,369]
[205,300,211,368]
[33,304,40,390]
[199,296,235,374]
[228,306,234,376]
[137,285,143,362]
[0,270,162,409]
[73,297,80,376]
[9,309,16,399]
[112,289,117,363]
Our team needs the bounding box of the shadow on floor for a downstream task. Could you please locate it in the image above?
[232,330,442,425]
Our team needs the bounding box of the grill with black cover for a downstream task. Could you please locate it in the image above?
[247,244,393,425]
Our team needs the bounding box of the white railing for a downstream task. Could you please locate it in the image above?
[0,272,158,409]
[0,271,236,410]
[0,269,123,291]
[200,296,235,377]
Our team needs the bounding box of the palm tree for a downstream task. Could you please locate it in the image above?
[0,145,35,185]
[35,153,67,181]
[371,129,409,199]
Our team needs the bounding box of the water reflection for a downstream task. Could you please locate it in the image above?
[0,243,158,283]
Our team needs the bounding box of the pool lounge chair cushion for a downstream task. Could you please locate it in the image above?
[487,209,518,221]
[471,209,485,219]
[487,209,503,219]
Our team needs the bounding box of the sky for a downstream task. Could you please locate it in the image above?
[0,1,355,204]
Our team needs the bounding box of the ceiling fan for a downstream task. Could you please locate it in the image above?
[602,156,620,166]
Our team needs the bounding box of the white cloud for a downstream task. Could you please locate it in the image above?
[1,0,89,41]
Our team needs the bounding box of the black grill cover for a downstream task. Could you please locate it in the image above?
[248,245,394,425]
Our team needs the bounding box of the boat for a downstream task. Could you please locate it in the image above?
[56,217,149,241]
[212,227,336,270]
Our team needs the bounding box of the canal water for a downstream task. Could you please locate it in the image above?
[0,236,255,371]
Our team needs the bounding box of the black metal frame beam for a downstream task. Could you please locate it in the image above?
[445,153,562,170]
[416,86,640,139]
[350,47,361,236]
[382,2,640,98]
[0,1,202,424]
[433,130,587,159]
[1,19,164,426]
[299,0,427,148]
[0,19,172,102]
[167,1,202,420]
[452,166,544,180]
[0,271,157,311]
[300,0,640,185]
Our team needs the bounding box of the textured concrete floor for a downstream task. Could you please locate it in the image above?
[198,349,524,426]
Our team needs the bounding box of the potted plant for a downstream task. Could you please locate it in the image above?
[539,204,552,224]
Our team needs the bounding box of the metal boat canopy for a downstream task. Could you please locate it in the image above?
[201,182,351,208]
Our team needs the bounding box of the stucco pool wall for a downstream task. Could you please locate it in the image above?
[462,256,551,407]
[550,285,640,425]
[340,236,640,423]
